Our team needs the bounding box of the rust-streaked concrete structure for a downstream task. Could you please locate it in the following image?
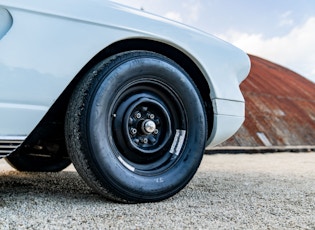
[221,55,315,147]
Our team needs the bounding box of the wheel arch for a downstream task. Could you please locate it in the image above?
[24,38,214,155]
[87,38,214,138]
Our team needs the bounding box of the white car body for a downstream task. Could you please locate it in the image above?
[0,0,250,152]
[0,0,250,202]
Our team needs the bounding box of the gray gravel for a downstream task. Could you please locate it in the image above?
[1,152,315,229]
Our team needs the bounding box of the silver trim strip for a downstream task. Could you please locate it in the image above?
[0,136,27,141]
[0,136,26,157]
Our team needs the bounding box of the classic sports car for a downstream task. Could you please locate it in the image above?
[0,0,250,202]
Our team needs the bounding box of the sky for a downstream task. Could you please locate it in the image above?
[112,0,315,83]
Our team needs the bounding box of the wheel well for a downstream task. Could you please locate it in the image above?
[23,39,213,156]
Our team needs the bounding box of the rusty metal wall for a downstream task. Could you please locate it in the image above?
[220,55,315,147]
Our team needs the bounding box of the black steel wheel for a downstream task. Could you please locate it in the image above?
[65,51,207,202]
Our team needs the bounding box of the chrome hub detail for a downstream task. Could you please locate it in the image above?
[142,119,156,134]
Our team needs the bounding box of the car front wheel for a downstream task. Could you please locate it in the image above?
[65,51,207,202]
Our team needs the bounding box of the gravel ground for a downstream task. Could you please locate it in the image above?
[0,152,315,229]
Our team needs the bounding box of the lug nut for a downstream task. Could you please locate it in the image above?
[134,112,141,119]
[140,137,148,144]
[130,128,137,135]
[153,129,159,135]
[147,113,155,119]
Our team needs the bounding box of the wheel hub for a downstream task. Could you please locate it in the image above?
[113,93,173,162]
[142,119,156,134]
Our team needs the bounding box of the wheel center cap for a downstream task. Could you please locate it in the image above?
[142,119,156,134]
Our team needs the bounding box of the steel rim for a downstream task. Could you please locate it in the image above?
[111,78,187,174]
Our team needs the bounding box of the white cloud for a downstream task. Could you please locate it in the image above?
[163,0,202,24]
[218,17,315,82]
[279,11,294,27]
[182,0,202,23]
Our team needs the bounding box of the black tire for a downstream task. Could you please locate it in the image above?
[5,149,71,172]
[65,51,207,203]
